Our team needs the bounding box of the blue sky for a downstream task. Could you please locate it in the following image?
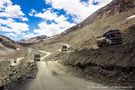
[0,0,112,40]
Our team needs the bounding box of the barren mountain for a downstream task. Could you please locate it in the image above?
[18,35,49,46]
[0,35,20,56]
[59,0,135,37]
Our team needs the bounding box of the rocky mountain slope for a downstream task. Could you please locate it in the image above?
[0,35,20,56]
[59,0,135,36]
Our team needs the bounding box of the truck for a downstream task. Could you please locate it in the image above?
[97,30,123,47]
[34,54,41,61]
[61,45,68,51]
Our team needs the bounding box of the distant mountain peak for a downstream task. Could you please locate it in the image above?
[18,35,49,46]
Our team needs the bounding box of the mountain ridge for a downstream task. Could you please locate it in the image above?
[18,35,49,45]
[0,35,21,56]
[59,0,135,36]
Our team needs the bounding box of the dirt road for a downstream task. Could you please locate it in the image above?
[13,50,122,90]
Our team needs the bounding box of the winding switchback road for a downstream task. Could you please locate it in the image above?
[14,50,121,90]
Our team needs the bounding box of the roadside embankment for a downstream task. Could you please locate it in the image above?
[46,42,135,88]
[0,58,37,90]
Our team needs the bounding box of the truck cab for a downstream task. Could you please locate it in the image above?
[34,54,40,61]
[61,45,68,51]
[97,30,123,47]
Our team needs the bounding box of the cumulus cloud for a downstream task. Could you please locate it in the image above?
[0,18,29,34]
[0,0,12,8]
[0,4,27,20]
[34,10,75,36]
[5,33,18,37]
[5,5,24,17]
[0,0,29,39]
[29,9,37,16]
[35,10,67,23]
[34,21,75,36]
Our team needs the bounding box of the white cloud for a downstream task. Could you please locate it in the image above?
[29,9,37,16]
[0,0,12,8]
[0,4,27,19]
[8,22,29,33]
[5,5,24,17]
[20,17,28,21]
[0,0,29,38]
[21,32,37,39]
[0,18,14,25]
[34,10,75,36]
[0,18,29,34]
[45,0,112,22]
[5,33,18,37]
[35,10,67,23]
[34,21,75,36]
